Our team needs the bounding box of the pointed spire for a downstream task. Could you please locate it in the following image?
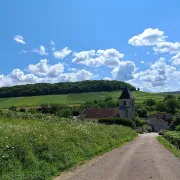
[119,87,134,99]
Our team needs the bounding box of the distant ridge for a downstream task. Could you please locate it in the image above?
[163,91,180,94]
[0,80,136,98]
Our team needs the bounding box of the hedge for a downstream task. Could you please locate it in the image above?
[98,118,135,129]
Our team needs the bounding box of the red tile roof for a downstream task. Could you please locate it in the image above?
[81,108,119,119]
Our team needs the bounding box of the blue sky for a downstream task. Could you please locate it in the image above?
[0,0,180,92]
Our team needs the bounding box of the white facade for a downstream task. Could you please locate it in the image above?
[119,95,135,120]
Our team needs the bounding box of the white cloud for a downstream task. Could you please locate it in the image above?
[111,61,136,81]
[128,28,167,46]
[14,35,26,44]
[53,47,72,59]
[147,52,150,55]
[135,57,180,89]
[72,48,124,67]
[171,52,180,65]
[28,59,64,77]
[141,61,145,64]
[104,77,111,80]
[153,41,180,54]
[32,46,48,56]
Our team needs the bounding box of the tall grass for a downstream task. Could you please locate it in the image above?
[0,117,137,180]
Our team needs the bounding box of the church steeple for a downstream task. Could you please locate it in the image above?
[119,87,135,121]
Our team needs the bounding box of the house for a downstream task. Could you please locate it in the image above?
[81,87,135,121]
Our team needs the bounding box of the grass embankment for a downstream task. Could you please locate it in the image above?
[0,91,174,109]
[0,117,137,180]
[157,136,180,158]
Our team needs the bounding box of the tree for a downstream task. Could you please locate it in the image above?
[137,88,140,91]
[164,94,176,101]
[155,101,167,112]
[19,108,26,112]
[166,99,178,113]
[145,99,156,107]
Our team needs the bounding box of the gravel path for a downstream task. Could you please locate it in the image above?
[55,133,180,180]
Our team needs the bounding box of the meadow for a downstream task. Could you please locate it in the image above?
[0,116,137,180]
[0,91,177,109]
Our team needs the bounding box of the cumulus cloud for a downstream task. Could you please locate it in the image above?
[153,41,180,54]
[104,77,111,80]
[171,52,180,65]
[128,28,167,46]
[72,49,124,67]
[14,35,26,44]
[28,59,64,77]
[32,46,48,56]
[53,47,72,59]
[111,61,136,81]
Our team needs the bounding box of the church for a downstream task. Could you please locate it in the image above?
[81,87,135,121]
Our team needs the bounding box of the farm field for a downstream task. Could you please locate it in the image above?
[0,91,179,109]
[0,117,137,180]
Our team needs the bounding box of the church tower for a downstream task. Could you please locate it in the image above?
[119,87,135,121]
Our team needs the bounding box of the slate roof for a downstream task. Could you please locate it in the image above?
[81,108,119,119]
[119,87,134,99]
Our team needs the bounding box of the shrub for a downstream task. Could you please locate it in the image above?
[137,108,147,118]
[98,118,135,129]
[155,101,167,112]
[9,105,17,111]
[164,94,176,101]
[136,117,145,127]
[57,109,72,117]
[145,99,156,107]
[170,111,180,129]
[19,108,26,112]
[166,99,179,113]
[175,125,180,131]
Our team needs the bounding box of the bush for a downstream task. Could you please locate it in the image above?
[98,118,135,129]
[145,99,156,107]
[166,99,179,113]
[170,111,180,129]
[155,101,167,112]
[56,109,72,117]
[175,125,180,131]
[9,105,17,111]
[19,108,26,112]
[136,117,145,127]
[137,108,147,118]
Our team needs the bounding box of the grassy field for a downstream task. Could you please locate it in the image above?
[0,117,137,180]
[0,91,178,109]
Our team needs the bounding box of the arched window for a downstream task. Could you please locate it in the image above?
[123,101,126,105]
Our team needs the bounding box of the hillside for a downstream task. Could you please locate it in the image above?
[0,116,137,179]
[0,90,178,109]
[0,80,136,98]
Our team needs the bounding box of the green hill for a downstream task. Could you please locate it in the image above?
[0,90,177,109]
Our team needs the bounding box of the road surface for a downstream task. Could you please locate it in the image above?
[55,133,180,180]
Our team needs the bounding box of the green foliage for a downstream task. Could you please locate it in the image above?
[98,118,135,129]
[164,94,176,101]
[155,101,167,112]
[57,109,72,117]
[136,107,147,118]
[145,99,156,107]
[175,125,180,131]
[161,131,180,149]
[0,80,136,98]
[0,117,137,179]
[166,99,179,113]
[19,108,26,112]
[136,117,145,127]
[8,105,17,111]
[170,111,180,129]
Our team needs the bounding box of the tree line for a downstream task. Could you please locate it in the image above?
[0,80,136,98]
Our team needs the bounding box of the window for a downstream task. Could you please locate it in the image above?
[123,101,126,105]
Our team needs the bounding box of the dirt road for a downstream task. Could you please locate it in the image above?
[55,133,180,180]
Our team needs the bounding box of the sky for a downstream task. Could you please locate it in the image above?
[0,0,180,92]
